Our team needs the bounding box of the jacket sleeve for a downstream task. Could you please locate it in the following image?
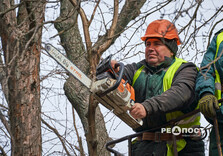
[141,62,198,115]
[195,36,217,98]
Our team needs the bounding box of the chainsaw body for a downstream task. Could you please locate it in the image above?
[91,78,133,111]
[91,55,142,129]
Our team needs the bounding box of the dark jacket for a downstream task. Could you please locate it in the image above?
[195,29,223,155]
[195,29,223,122]
[124,57,198,131]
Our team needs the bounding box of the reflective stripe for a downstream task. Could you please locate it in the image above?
[163,58,200,156]
[163,58,187,92]
[216,31,223,55]
[132,65,145,87]
[214,31,223,101]
[176,112,200,125]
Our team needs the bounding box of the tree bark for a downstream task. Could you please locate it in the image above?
[54,0,111,155]
[0,0,45,155]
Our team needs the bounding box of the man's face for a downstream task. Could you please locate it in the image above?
[145,38,174,66]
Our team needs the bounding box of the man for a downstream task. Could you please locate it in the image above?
[196,29,223,156]
[112,19,204,156]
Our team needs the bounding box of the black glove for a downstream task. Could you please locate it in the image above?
[198,94,219,119]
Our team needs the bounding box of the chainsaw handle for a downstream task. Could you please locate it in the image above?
[100,62,125,96]
[96,55,113,75]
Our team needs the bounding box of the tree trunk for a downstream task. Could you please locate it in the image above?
[54,0,111,155]
[8,42,42,156]
[0,1,45,155]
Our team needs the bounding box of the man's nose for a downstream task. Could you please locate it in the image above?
[146,46,155,52]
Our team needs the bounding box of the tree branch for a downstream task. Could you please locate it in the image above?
[91,0,147,58]
[97,0,119,55]
[207,18,223,47]
[0,110,11,138]
[41,118,72,156]
[200,49,223,71]
[0,2,23,17]
[72,108,85,156]
[89,0,101,26]
[69,0,92,52]
[0,145,7,156]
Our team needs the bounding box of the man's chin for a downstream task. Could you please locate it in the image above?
[147,59,158,66]
[147,61,158,67]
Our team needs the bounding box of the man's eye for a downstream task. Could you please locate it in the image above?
[154,42,162,45]
[146,43,151,47]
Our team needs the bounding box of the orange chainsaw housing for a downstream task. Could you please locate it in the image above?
[118,79,135,101]
[104,69,135,101]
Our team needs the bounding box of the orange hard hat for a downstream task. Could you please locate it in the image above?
[141,19,181,45]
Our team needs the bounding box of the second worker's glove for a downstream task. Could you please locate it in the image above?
[199,94,220,119]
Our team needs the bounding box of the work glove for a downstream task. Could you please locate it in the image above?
[199,94,219,119]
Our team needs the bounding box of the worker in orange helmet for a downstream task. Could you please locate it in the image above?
[111,19,204,156]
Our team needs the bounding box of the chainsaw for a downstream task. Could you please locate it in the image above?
[44,43,143,129]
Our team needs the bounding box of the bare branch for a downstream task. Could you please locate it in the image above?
[0,145,7,156]
[207,18,223,47]
[69,0,92,51]
[179,1,202,34]
[0,110,11,138]
[0,2,23,17]
[41,118,72,156]
[97,0,119,55]
[200,49,223,71]
[72,108,85,156]
[89,0,101,26]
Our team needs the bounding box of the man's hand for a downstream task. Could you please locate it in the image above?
[130,103,146,119]
[110,60,119,73]
[199,94,219,118]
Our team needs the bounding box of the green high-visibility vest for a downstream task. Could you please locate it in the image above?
[214,31,223,101]
[132,57,200,156]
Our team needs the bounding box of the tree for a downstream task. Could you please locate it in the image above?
[0,0,223,155]
[0,0,45,155]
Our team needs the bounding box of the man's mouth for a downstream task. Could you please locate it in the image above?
[148,54,157,58]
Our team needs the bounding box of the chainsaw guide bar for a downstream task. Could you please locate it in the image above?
[45,43,143,129]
